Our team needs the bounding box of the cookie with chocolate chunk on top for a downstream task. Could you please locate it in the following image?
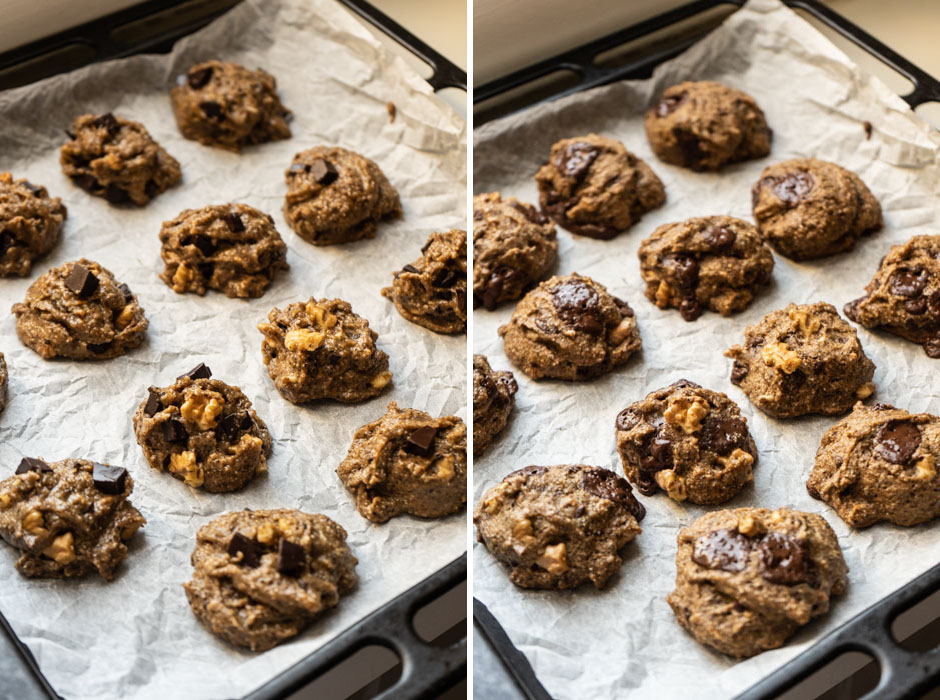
[472,355,517,457]
[0,172,66,277]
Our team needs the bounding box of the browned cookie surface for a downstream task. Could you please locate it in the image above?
[472,355,517,458]
[0,172,66,277]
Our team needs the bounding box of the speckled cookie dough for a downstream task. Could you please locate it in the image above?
[472,355,517,458]
[0,172,66,277]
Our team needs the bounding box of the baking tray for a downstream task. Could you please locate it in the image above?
[0,2,467,699]
[472,1,940,698]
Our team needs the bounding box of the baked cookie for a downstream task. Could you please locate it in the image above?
[132,364,272,493]
[0,457,145,580]
[183,509,357,651]
[336,402,467,523]
[258,298,392,404]
[472,355,517,458]
[615,380,757,504]
[0,172,66,277]
[12,259,148,360]
[170,60,292,151]
[159,203,288,299]
[752,158,882,260]
[382,229,467,334]
[0,353,6,415]
[498,273,641,381]
[667,507,847,658]
[725,302,875,418]
[474,464,645,589]
[844,235,940,358]
[534,133,665,239]
[473,192,557,310]
[808,402,940,527]
[60,113,181,206]
[283,146,402,245]
[645,81,772,171]
[639,216,774,321]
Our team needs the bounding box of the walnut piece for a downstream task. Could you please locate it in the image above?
[285,329,325,352]
[371,371,393,389]
[536,542,569,575]
[434,455,456,481]
[664,395,710,434]
[717,448,755,471]
[655,469,688,501]
[856,383,875,399]
[22,510,47,536]
[172,264,195,291]
[169,450,203,487]
[180,392,225,430]
[306,303,338,329]
[737,514,765,537]
[256,522,276,545]
[42,532,76,564]
[761,342,802,373]
[609,317,636,345]
[915,454,936,481]
[116,305,135,329]
[788,307,821,337]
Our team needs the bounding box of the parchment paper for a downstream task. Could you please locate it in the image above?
[0,1,466,698]
[473,1,940,697]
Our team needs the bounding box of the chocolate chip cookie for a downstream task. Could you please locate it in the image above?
[12,259,148,360]
[382,229,467,334]
[258,297,392,404]
[183,509,357,651]
[60,113,181,206]
[336,402,467,523]
[0,172,66,277]
[725,302,875,418]
[844,235,940,358]
[0,457,145,580]
[283,146,402,245]
[499,273,641,381]
[170,60,292,151]
[667,507,847,658]
[752,158,882,260]
[645,81,772,171]
[535,133,665,239]
[615,380,757,504]
[474,465,645,589]
[473,192,557,310]
[472,355,517,458]
[0,353,6,415]
[638,216,774,321]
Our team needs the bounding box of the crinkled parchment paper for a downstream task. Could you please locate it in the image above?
[0,1,466,698]
[473,1,940,697]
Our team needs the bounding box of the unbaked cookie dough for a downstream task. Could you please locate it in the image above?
[725,302,875,418]
[474,464,645,589]
[473,355,517,458]
[336,402,467,523]
[0,353,6,415]
[667,507,847,658]
[183,508,357,651]
[0,172,66,277]
[12,259,149,360]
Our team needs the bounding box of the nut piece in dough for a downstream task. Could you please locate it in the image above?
[472,355,517,457]
[0,172,67,277]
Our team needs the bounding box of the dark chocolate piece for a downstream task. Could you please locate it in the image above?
[65,264,99,299]
[15,457,51,475]
[222,212,245,233]
[227,533,260,567]
[144,390,163,417]
[309,159,339,186]
[179,363,212,381]
[276,539,306,576]
[92,463,128,495]
[692,529,753,572]
[187,67,213,90]
[874,421,921,465]
[404,426,438,457]
[162,418,187,442]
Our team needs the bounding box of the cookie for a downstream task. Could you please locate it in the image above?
[808,402,940,527]
[382,229,467,334]
[472,192,557,310]
[159,203,288,299]
[615,380,757,504]
[752,158,882,260]
[0,457,145,580]
[844,235,940,358]
[534,133,665,239]
[12,259,148,360]
[472,355,517,458]
[725,302,875,418]
[283,146,402,245]
[170,60,292,151]
[638,215,774,321]
[498,273,641,381]
[645,81,772,171]
[474,464,645,589]
[60,113,181,206]
[667,507,847,658]
[336,402,467,523]
[0,172,66,277]
[183,509,357,651]
[258,297,392,404]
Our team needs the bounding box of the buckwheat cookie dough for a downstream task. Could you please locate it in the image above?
[473,355,517,457]
[0,457,145,580]
[0,172,66,277]
[60,113,181,206]
[639,216,774,321]
[170,60,292,151]
[258,298,392,404]
[645,81,772,171]
[382,229,467,334]
[535,133,665,239]
[183,509,357,651]
[12,259,148,360]
[473,192,557,310]
[752,158,882,260]
[474,464,645,590]
[615,380,757,504]
[725,302,875,418]
[667,507,847,658]
[283,146,402,245]
[499,273,641,381]
[844,235,940,358]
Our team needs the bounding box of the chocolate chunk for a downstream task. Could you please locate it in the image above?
[198,262,215,280]
[679,298,703,322]
[637,421,673,475]
[219,411,253,441]
[190,235,216,256]
[92,463,127,495]
[200,101,223,119]
[65,129,76,140]
[223,212,245,233]
[692,529,753,572]
[70,173,101,192]
[673,128,705,169]
[655,92,687,117]
[558,141,599,179]
[455,288,466,311]
[668,254,699,291]
[144,390,163,416]
[404,425,438,457]
[187,66,213,89]
[769,172,814,205]
[162,418,187,442]
[22,181,43,197]
[276,539,306,576]
[144,179,160,198]
[702,226,736,254]
[925,338,940,358]
[104,184,129,204]
[432,268,458,288]
[16,457,51,475]
[615,408,638,432]
[288,163,310,176]
[480,267,522,311]
[86,342,111,354]
[227,533,261,567]
[508,200,549,225]
[927,291,940,320]
[891,268,927,297]
[905,296,928,315]
[92,113,121,136]
[179,363,212,380]
[117,282,133,303]
[552,278,604,335]
[0,230,15,254]
[309,159,339,186]
[758,532,814,585]
[874,420,921,464]
[581,467,645,521]
[700,416,747,456]
[402,264,419,274]
[65,264,99,298]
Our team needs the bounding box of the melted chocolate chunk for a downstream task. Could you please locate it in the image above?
[925,338,940,358]
[552,278,604,335]
[700,416,747,456]
[655,92,687,117]
[190,234,216,256]
[0,230,15,254]
[559,142,599,179]
[758,532,814,585]
[200,101,223,120]
[187,66,213,89]
[615,408,638,432]
[891,268,927,298]
[927,291,940,320]
[65,129,76,140]
[508,200,549,225]
[22,181,43,197]
[581,467,645,521]
[404,426,438,457]
[117,282,134,303]
[702,226,736,254]
[92,113,121,137]
[679,298,703,322]
[223,212,245,234]
[179,363,212,381]
[692,529,753,572]
[769,172,814,205]
[905,296,928,315]
[65,264,99,298]
[104,184,129,204]
[309,159,339,186]
[227,533,261,567]
[276,539,306,576]
[673,128,705,169]
[479,266,523,311]
[16,457,51,475]
[432,268,458,288]
[144,390,163,417]
[874,421,921,464]
[92,463,127,495]
[162,418,187,442]
[637,421,673,476]
[668,254,700,291]
[219,411,253,441]
[70,173,101,192]
[402,264,419,274]
[87,342,111,354]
